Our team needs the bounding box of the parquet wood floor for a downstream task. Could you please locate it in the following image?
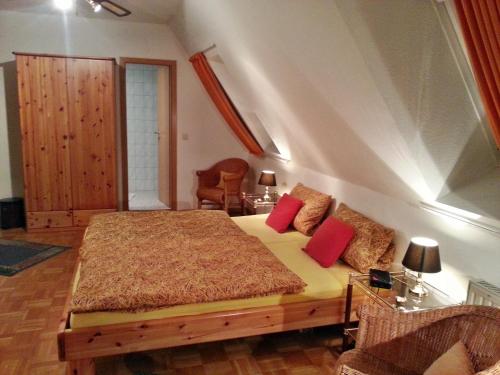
[96,329,343,375]
[0,228,342,375]
[0,228,83,375]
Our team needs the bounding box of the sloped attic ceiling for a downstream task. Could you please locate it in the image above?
[170,0,497,206]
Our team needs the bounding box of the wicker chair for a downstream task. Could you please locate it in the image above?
[335,304,500,375]
[196,158,249,212]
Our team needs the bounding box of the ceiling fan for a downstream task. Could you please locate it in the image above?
[86,0,131,17]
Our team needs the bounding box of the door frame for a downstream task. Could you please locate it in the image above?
[119,57,177,210]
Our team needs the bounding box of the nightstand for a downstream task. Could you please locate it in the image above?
[342,270,460,352]
[240,192,279,215]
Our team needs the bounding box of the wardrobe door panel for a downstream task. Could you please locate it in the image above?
[67,58,117,210]
[16,55,72,212]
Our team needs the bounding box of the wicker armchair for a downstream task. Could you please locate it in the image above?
[335,304,500,375]
[196,158,249,212]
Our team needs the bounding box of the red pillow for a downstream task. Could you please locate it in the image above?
[304,216,355,267]
[266,193,304,233]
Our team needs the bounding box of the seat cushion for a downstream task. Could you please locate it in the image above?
[216,171,239,189]
[335,203,394,273]
[197,187,224,203]
[266,193,304,233]
[304,216,355,267]
[335,349,416,375]
[424,341,474,375]
[290,183,332,236]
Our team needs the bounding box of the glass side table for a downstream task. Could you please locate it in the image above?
[342,270,461,352]
[240,192,280,215]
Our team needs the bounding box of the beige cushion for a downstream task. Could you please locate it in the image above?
[376,242,396,271]
[216,171,238,189]
[424,341,475,375]
[289,183,332,236]
[341,365,369,375]
[335,203,394,273]
[196,187,224,203]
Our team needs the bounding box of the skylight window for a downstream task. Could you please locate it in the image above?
[205,52,288,161]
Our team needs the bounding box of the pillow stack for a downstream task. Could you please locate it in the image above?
[265,193,304,233]
[265,183,396,272]
[266,183,331,235]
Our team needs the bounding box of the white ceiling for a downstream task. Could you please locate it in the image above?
[0,0,180,24]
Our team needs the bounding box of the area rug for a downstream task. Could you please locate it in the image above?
[0,239,70,276]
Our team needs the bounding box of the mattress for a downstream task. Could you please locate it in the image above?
[231,214,310,246]
[70,214,357,328]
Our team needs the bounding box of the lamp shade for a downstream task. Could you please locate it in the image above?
[402,237,441,273]
[258,170,277,186]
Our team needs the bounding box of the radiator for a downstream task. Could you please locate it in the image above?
[466,279,500,307]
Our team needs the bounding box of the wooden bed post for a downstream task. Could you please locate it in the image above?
[59,258,95,375]
[67,359,95,375]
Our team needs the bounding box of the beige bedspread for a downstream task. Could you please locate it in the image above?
[71,210,306,313]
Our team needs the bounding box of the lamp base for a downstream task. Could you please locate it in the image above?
[263,186,272,201]
[409,273,428,297]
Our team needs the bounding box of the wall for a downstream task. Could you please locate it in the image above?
[0,60,23,199]
[0,10,248,209]
[0,66,11,196]
[157,65,171,205]
[250,155,500,302]
[170,0,497,204]
[170,0,500,299]
[335,0,500,218]
[126,64,159,194]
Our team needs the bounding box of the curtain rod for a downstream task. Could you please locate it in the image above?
[201,44,217,54]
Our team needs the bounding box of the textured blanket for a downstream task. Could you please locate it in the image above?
[71,210,306,313]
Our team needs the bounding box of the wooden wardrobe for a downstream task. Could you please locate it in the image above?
[15,53,117,231]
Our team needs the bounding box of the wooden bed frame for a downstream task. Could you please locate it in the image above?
[57,261,364,375]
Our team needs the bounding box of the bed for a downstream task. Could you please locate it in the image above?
[58,211,365,375]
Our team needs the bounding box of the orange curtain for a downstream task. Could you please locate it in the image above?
[454,0,500,148]
[189,52,264,156]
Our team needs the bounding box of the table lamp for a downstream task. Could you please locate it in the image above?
[258,170,277,201]
[402,237,441,297]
